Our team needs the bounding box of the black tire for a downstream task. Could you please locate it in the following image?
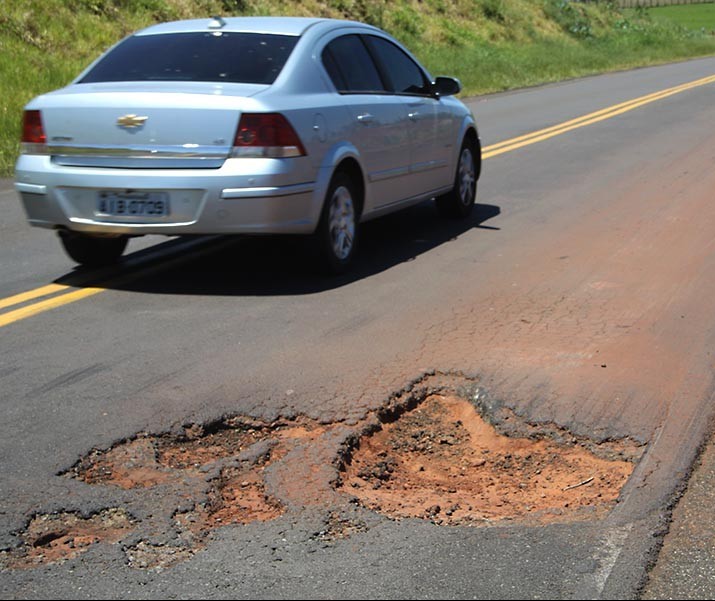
[58,231,128,267]
[314,171,360,275]
[436,137,479,218]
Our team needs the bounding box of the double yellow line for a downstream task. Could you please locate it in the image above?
[0,236,227,329]
[0,283,104,328]
[483,73,715,158]
[2,72,715,329]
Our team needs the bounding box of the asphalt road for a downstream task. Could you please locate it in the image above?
[2,56,715,599]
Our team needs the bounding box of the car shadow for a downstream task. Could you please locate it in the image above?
[56,201,500,296]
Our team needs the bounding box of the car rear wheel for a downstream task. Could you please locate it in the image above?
[58,231,128,267]
[314,171,360,274]
[436,137,478,218]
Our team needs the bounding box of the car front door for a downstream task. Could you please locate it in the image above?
[362,35,455,202]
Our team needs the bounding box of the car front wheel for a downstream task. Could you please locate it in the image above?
[58,231,128,267]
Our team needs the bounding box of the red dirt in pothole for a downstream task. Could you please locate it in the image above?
[341,394,634,525]
[67,420,292,535]
[207,467,284,525]
[169,422,335,534]
[174,466,285,538]
[71,437,173,489]
[57,418,333,566]
[2,509,134,569]
[69,422,274,489]
[156,422,271,470]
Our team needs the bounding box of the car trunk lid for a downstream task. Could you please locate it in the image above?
[36,83,267,169]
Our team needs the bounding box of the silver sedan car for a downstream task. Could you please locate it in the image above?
[15,16,481,273]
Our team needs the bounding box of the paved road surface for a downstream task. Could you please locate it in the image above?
[2,56,715,599]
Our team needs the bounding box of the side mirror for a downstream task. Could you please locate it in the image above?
[432,76,462,98]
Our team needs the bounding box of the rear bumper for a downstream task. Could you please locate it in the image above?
[15,154,322,236]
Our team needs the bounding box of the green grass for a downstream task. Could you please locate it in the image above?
[417,28,715,94]
[2,0,715,175]
[632,3,715,33]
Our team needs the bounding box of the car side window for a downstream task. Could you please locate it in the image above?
[322,35,386,94]
[363,36,430,96]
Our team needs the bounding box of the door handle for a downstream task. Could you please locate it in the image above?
[408,111,419,121]
[357,113,374,124]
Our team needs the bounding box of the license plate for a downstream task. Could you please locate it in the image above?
[96,191,170,217]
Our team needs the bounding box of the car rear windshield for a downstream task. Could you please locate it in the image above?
[80,32,298,85]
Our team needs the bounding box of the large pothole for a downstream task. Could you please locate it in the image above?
[339,394,638,525]
[4,378,644,570]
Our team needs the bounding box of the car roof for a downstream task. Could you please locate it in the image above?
[135,16,369,37]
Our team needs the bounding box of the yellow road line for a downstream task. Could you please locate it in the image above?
[0,283,70,311]
[0,287,104,328]
[483,74,715,158]
[2,73,715,328]
[483,76,712,152]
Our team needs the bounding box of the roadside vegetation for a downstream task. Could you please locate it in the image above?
[2,0,715,175]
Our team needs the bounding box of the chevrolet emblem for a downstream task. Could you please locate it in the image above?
[117,114,148,128]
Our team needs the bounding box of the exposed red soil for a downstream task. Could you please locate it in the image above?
[174,465,285,538]
[71,422,274,489]
[341,394,634,525]
[72,437,174,489]
[156,421,270,470]
[48,417,333,568]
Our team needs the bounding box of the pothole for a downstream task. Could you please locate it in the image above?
[66,417,295,533]
[2,508,134,569]
[67,418,276,489]
[339,394,637,525]
[36,417,332,570]
[6,376,643,570]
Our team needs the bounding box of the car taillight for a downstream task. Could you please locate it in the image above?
[22,110,46,144]
[21,110,47,154]
[231,113,306,158]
